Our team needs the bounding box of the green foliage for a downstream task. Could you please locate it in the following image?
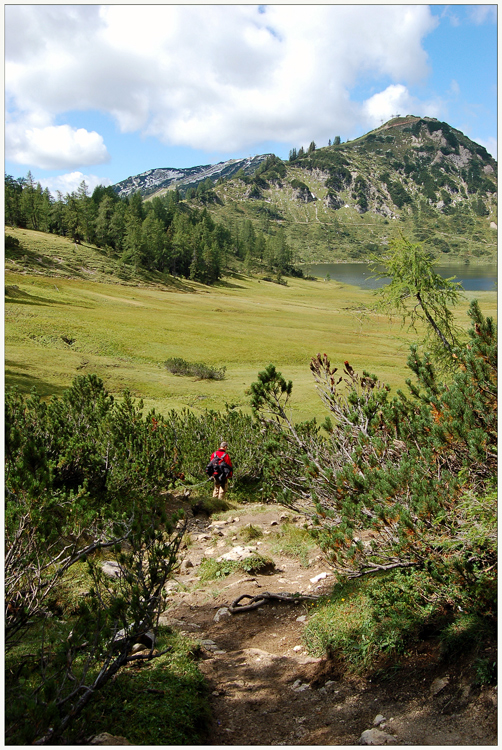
[164,405,268,488]
[250,300,497,652]
[5,374,189,743]
[198,554,274,581]
[239,523,264,542]
[370,235,465,360]
[270,522,316,568]
[164,357,226,380]
[6,628,210,745]
[303,564,496,673]
[5,170,302,285]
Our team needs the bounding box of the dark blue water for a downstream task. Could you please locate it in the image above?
[307,262,497,291]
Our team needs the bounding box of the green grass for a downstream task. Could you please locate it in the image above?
[239,524,264,542]
[5,616,210,745]
[269,522,318,568]
[198,554,274,581]
[5,226,497,422]
[302,567,498,675]
[69,629,210,745]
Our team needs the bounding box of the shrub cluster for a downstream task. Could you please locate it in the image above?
[250,300,497,664]
[164,357,226,380]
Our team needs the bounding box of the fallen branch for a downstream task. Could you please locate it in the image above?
[229,591,320,614]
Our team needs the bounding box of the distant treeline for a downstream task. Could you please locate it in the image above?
[4,172,298,284]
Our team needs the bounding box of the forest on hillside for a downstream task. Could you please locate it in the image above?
[4,171,298,284]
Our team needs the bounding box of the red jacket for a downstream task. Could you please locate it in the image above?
[210,449,233,478]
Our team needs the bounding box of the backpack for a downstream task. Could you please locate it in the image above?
[205,452,231,483]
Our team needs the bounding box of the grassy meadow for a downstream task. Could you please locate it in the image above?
[5,226,497,423]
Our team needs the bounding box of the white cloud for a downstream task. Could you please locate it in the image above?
[468,5,497,25]
[6,123,110,170]
[362,84,443,128]
[37,172,112,198]
[5,5,440,160]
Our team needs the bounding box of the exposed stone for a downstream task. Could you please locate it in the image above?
[101,561,122,578]
[431,676,449,696]
[214,607,231,623]
[180,559,194,573]
[130,643,148,655]
[89,733,131,745]
[217,545,258,562]
[291,679,310,692]
[310,572,329,583]
[373,714,386,726]
[359,728,398,745]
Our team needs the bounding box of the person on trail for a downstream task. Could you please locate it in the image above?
[207,441,233,500]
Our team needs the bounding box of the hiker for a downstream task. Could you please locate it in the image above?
[206,441,233,500]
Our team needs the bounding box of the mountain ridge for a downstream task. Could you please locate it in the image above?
[112,115,497,263]
[113,154,272,198]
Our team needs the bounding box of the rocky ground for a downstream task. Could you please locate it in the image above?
[156,501,496,746]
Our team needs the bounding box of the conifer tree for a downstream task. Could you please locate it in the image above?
[371,235,464,363]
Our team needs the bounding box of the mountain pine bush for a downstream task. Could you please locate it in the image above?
[250,301,497,621]
[5,375,187,743]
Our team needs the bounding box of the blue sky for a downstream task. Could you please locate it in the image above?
[4,4,497,196]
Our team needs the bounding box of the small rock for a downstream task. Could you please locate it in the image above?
[218,545,258,562]
[270,520,278,526]
[310,572,329,583]
[359,728,397,745]
[201,641,219,652]
[296,615,307,622]
[293,645,303,652]
[373,714,386,726]
[180,559,194,573]
[431,676,449,696]
[130,643,148,655]
[101,561,122,579]
[292,681,310,693]
[213,607,231,623]
[89,733,131,745]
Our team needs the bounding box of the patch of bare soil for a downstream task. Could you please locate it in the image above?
[161,502,497,746]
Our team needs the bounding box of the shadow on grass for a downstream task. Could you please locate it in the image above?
[5,364,67,398]
[214,279,246,289]
[5,285,77,307]
[6,242,90,280]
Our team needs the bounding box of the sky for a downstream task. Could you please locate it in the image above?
[4,4,498,196]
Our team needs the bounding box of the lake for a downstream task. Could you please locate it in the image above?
[305,262,498,291]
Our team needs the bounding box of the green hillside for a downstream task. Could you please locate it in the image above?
[4,225,497,423]
[170,116,497,264]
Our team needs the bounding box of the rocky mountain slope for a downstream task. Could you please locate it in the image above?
[114,116,497,263]
[113,154,271,198]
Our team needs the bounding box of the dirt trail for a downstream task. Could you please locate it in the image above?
[161,502,497,746]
